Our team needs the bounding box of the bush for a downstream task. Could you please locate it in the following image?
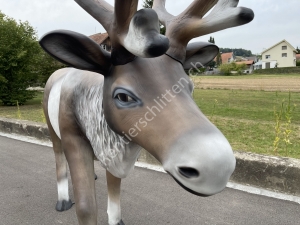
[219,62,247,75]
[253,67,300,74]
[186,67,206,76]
[297,61,300,67]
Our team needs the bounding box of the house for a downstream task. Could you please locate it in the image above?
[261,40,297,69]
[221,52,235,64]
[246,56,259,63]
[89,33,111,52]
[235,56,248,62]
[236,60,254,73]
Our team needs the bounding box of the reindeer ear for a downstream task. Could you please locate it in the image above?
[183,42,219,70]
[40,30,112,75]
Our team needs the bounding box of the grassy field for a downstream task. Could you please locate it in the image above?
[0,92,45,123]
[191,74,300,158]
[192,74,300,92]
[0,74,299,158]
[194,89,300,158]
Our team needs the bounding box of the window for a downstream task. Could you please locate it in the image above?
[282,46,287,50]
[266,55,271,59]
[101,44,107,50]
[282,53,287,57]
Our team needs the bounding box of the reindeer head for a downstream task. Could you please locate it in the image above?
[40,0,254,196]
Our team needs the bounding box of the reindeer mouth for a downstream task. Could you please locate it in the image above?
[166,172,210,197]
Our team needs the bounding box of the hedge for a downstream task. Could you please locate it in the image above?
[253,67,300,74]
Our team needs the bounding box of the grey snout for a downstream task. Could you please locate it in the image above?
[163,128,236,196]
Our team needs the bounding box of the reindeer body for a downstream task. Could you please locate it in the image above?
[44,68,143,224]
[39,1,254,224]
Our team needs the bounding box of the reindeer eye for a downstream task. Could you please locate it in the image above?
[116,93,135,103]
[113,88,142,108]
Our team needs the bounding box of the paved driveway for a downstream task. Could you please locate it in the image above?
[0,136,299,225]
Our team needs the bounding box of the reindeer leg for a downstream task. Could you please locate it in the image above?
[46,120,73,211]
[53,143,73,211]
[63,135,97,225]
[106,171,124,225]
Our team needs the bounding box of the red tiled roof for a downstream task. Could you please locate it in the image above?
[236,60,254,65]
[296,54,300,60]
[221,52,233,63]
[89,33,109,44]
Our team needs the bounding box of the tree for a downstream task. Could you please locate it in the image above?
[37,49,66,86]
[143,0,153,8]
[0,11,64,105]
[0,12,41,105]
[219,48,253,57]
[296,46,300,54]
[207,37,217,68]
[216,52,222,66]
[143,0,166,35]
[208,36,215,44]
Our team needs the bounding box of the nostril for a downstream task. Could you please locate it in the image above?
[178,167,200,179]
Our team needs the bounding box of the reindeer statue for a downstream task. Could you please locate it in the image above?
[39,0,254,224]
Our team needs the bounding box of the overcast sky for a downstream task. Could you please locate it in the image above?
[1,0,299,54]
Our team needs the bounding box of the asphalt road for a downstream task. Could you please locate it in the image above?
[0,135,299,225]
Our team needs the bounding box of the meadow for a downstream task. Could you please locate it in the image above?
[0,74,299,158]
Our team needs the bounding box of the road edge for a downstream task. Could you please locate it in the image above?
[1,117,300,197]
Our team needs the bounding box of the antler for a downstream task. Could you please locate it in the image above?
[75,0,169,65]
[153,0,254,63]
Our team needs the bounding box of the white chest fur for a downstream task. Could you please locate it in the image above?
[48,76,66,139]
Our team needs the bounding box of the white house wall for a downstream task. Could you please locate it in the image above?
[262,41,296,68]
[262,61,277,69]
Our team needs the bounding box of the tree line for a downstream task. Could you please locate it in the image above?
[219,48,253,57]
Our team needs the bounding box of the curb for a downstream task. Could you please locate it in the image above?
[0,117,50,141]
[1,117,300,197]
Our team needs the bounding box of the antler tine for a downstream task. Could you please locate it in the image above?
[74,0,114,32]
[114,0,139,34]
[74,0,138,35]
[75,0,170,64]
[152,0,174,27]
[191,0,254,37]
[153,0,254,63]
[110,0,139,65]
[178,0,218,19]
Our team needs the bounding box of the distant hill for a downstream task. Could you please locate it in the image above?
[220,48,253,57]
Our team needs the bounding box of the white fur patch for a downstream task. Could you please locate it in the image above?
[48,76,66,139]
[75,82,142,178]
[107,196,121,225]
[57,177,69,201]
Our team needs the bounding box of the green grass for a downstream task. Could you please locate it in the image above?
[0,86,299,159]
[0,92,45,123]
[194,89,300,158]
[194,89,300,123]
[193,74,300,79]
